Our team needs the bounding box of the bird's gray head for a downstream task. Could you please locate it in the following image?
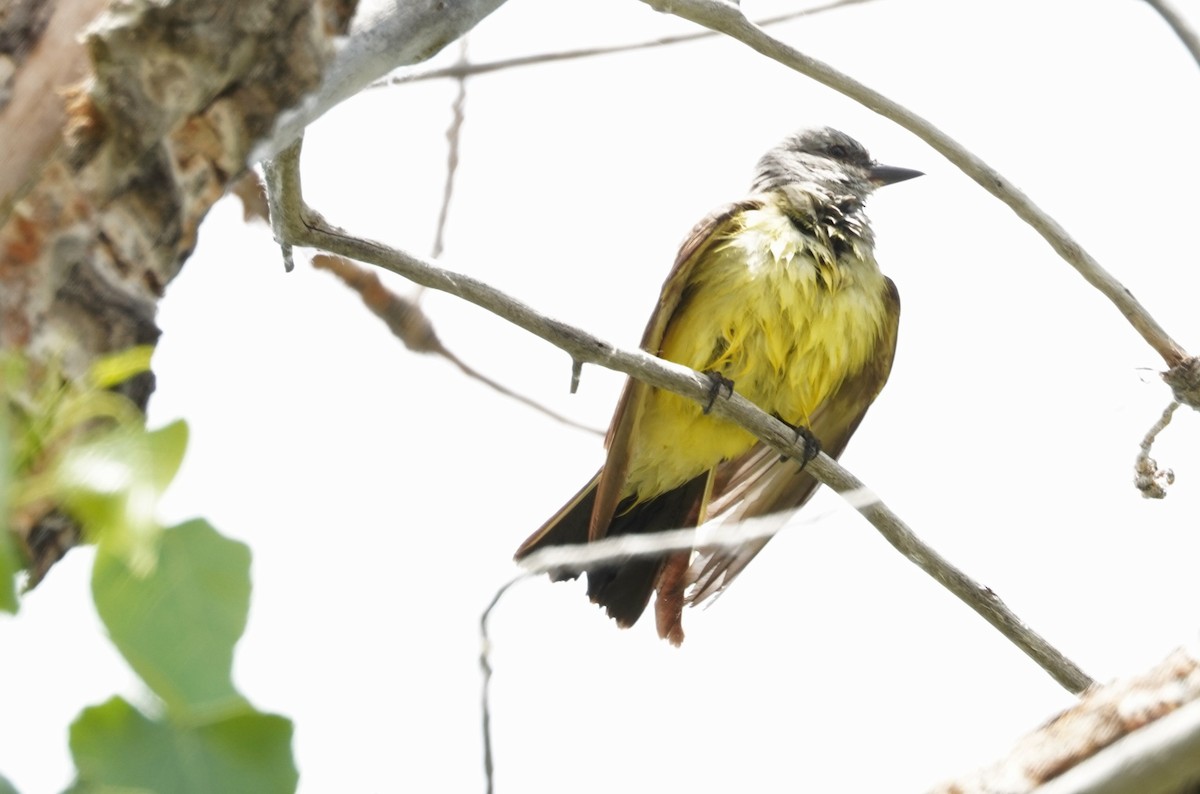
[751,127,921,198]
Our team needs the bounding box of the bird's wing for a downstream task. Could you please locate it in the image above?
[686,276,901,604]
[588,199,762,541]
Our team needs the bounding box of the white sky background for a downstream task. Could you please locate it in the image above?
[5,0,1200,791]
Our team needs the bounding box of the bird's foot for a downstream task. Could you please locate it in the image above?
[778,420,821,468]
[701,371,735,414]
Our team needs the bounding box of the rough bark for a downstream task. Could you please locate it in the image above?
[930,646,1200,794]
[0,0,343,576]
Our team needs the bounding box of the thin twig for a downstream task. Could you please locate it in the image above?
[476,509,846,794]
[311,254,603,435]
[513,494,844,574]
[429,38,469,263]
[480,575,525,794]
[264,139,1094,695]
[1144,0,1200,69]
[377,0,878,87]
[639,0,1190,371]
[442,346,603,435]
[479,510,868,794]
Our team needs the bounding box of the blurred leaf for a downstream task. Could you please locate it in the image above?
[70,697,297,794]
[56,420,188,574]
[0,533,18,615]
[0,402,18,614]
[87,346,155,390]
[0,771,17,794]
[93,520,251,720]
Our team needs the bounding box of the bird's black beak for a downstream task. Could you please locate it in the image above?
[868,164,924,187]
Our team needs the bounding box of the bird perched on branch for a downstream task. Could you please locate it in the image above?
[515,127,921,644]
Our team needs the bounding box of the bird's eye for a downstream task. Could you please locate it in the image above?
[828,144,848,159]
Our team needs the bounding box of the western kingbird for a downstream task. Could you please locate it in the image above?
[515,127,921,644]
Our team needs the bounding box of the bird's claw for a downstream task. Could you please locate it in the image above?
[778,421,821,467]
[701,371,735,414]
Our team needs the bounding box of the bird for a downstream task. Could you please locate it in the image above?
[515,127,921,644]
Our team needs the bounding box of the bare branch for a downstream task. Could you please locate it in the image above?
[264,139,1094,695]
[378,0,878,87]
[1144,0,1200,70]
[639,0,1191,371]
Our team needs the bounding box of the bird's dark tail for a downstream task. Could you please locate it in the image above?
[515,472,710,635]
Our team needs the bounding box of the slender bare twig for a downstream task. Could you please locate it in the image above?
[513,497,849,575]
[311,255,602,435]
[476,502,863,794]
[480,575,524,794]
[264,138,1093,695]
[476,508,847,794]
[638,0,1191,372]
[1144,0,1200,69]
[429,38,469,264]
[377,0,878,87]
[341,40,601,435]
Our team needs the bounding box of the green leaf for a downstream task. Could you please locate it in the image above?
[57,420,188,574]
[0,530,18,615]
[0,405,19,614]
[93,520,251,720]
[87,345,155,390]
[0,771,18,794]
[70,697,297,794]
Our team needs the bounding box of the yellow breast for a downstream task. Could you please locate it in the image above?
[623,202,891,501]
